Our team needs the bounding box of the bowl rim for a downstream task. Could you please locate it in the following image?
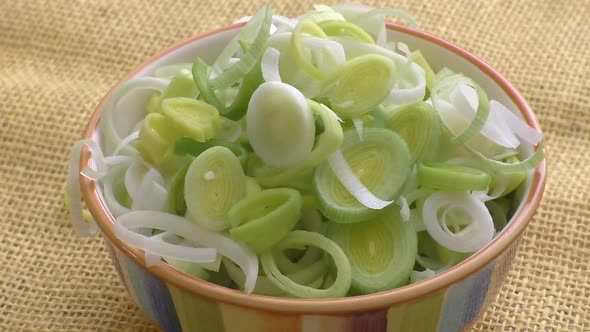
[80,21,546,314]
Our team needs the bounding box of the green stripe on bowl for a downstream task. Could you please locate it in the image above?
[220,303,302,332]
[386,290,446,331]
[168,283,224,332]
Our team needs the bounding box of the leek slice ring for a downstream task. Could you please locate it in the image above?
[324,54,396,118]
[249,100,343,187]
[386,101,441,163]
[291,19,329,80]
[314,128,411,223]
[317,20,375,43]
[327,207,417,294]
[417,162,491,192]
[260,230,351,298]
[228,188,302,253]
[184,146,246,231]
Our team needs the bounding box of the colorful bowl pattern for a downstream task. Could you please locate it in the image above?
[103,234,519,332]
[82,22,546,332]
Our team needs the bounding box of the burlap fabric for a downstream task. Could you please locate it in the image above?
[0,0,588,331]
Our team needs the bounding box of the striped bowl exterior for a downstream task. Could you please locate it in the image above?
[103,234,520,332]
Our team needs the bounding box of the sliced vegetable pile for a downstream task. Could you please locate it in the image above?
[67,3,544,298]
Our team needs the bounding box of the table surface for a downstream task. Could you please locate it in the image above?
[1,0,588,331]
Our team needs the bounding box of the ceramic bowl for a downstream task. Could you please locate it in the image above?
[80,22,546,332]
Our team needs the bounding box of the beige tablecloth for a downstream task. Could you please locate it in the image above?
[1,0,588,330]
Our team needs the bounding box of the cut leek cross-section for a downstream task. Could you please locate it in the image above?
[317,20,375,43]
[147,71,198,114]
[430,74,490,146]
[228,188,302,253]
[260,230,351,298]
[160,97,221,142]
[325,54,396,119]
[417,162,491,192]
[184,146,246,231]
[387,102,441,163]
[291,19,329,80]
[314,128,412,223]
[247,81,315,168]
[247,100,343,188]
[192,57,264,121]
[327,207,417,294]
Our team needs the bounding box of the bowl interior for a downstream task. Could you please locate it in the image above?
[84,23,545,313]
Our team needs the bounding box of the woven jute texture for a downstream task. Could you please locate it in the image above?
[0,0,588,331]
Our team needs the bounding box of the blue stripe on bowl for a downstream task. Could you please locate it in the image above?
[124,256,182,332]
[438,261,495,332]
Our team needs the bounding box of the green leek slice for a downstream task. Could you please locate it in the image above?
[248,100,343,187]
[317,20,374,43]
[324,54,396,118]
[136,112,175,166]
[314,128,411,223]
[291,19,329,80]
[417,162,491,192]
[192,57,264,121]
[223,255,327,296]
[160,97,220,142]
[386,102,441,163]
[215,117,243,143]
[167,162,190,216]
[486,198,510,231]
[245,176,262,195]
[431,74,490,146]
[174,137,248,168]
[209,4,272,90]
[260,230,351,298]
[409,50,436,92]
[470,139,545,174]
[184,146,246,231]
[246,81,315,168]
[228,188,302,253]
[488,156,527,196]
[327,207,417,294]
[147,71,198,114]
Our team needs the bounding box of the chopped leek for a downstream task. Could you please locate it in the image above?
[184,146,246,231]
[417,162,491,192]
[209,4,272,90]
[291,19,329,80]
[317,20,375,43]
[324,54,396,118]
[115,211,258,293]
[421,192,495,253]
[147,71,198,114]
[327,207,417,294]
[160,97,220,142]
[247,81,315,168]
[67,4,546,300]
[314,128,411,223]
[386,102,441,163]
[228,188,302,252]
[260,230,351,298]
[431,74,491,145]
